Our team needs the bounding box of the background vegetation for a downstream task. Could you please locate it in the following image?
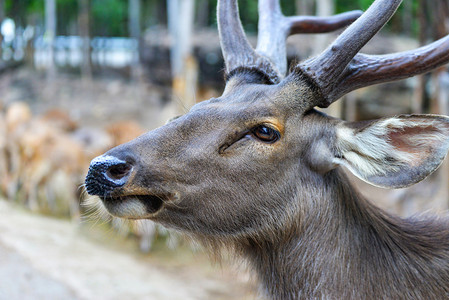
[0,0,428,37]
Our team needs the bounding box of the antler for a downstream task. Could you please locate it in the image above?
[218,0,362,83]
[256,1,362,77]
[295,0,449,108]
[328,36,449,101]
[218,0,279,83]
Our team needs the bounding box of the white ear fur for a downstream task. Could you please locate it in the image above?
[334,115,449,188]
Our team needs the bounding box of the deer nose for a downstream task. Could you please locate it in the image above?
[85,155,134,196]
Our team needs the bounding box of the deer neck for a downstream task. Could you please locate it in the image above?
[242,168,449,299]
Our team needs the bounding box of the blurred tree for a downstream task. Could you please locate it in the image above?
[3,0,43,28]
[168,0,194,78]
[316,0,334,20]
[0,0,443,81]
[141,0,166,28]
[238,0,258,32]
[0,1,431,40]
[91,0,127,36]
[314,0,334,56]
[315,0,344,119]
[0,0,4,61]
[426,0,449,219]
[168,0,197,113]
[10,1,23,27]
[429,0,449,114]
[296,0,314,15]
[129,0,140,39]
[129,0,140,78]
[45,0,56,79]
[57,0,77,35]
[401,0,414,36]
[196,0,209,28]
[279,0,295,15]
[412,0,449,114]
[430,0,449,40]
[78,0,92,79]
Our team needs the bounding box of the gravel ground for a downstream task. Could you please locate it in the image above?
[0,200,256,300]
[0,243,77,300]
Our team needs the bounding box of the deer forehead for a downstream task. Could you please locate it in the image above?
[189,78,316,128]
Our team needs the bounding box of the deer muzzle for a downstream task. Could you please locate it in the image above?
[85,155,133,197]
[84,148,173,219]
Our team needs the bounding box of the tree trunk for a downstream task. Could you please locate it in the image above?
[45,0,57,80]
[431,0,449,40]
[0,0,4,61]
[412,0,429,114]
[296,0,313,15]
[129,0,141,79]
[428,0,449,114]
[314,0,334,55]
[401,0,413,36]
[196,0,209,28]
[129,0,141,39]
[315,0,334,23]
[430,0,449,210]
[315,0,340,118]
[168,0,193,77]
[78,0,92,80]
[167,0,197,113]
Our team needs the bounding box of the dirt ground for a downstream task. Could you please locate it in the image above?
[0,199,257,300]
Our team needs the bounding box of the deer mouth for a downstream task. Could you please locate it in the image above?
[101,194,166,219]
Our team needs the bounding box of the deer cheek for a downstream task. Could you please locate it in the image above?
[306,139,338,174]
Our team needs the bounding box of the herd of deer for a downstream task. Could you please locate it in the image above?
[0,101,145,218]
[84,0,449,299]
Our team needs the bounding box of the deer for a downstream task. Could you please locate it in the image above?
[85,0,449,298]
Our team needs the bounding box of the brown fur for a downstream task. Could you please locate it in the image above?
[106,120,145,146]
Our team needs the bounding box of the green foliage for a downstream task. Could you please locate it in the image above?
[0,0,424,38]
[56,0,78,35]
[238,0,258,32]
[336,0,420,36]
[25,0,44,16]
[336,0,370,13]
[4,0,43,25]
[280,0,296,15]
[91,0,127,36]
[236,0,296,32]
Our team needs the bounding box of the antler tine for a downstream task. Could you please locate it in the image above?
[297,0,402,107]
[256,0,362,77]
[286,11,363,35]
[219,0,362,84]
[255,0,286,76]
[218,0,281,84]
[328,35,449,101]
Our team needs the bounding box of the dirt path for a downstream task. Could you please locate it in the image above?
[0,200,256,300]
[0,242,78,299]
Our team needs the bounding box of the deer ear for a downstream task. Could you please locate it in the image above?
[334,115,449,188]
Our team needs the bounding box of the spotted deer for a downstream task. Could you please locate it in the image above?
[85,0,449,298]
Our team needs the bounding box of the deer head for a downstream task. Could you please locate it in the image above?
[85,0,449,244]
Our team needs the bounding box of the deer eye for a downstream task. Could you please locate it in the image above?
[251,125,280,143]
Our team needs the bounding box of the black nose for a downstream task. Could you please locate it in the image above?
[85,155,133,196]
